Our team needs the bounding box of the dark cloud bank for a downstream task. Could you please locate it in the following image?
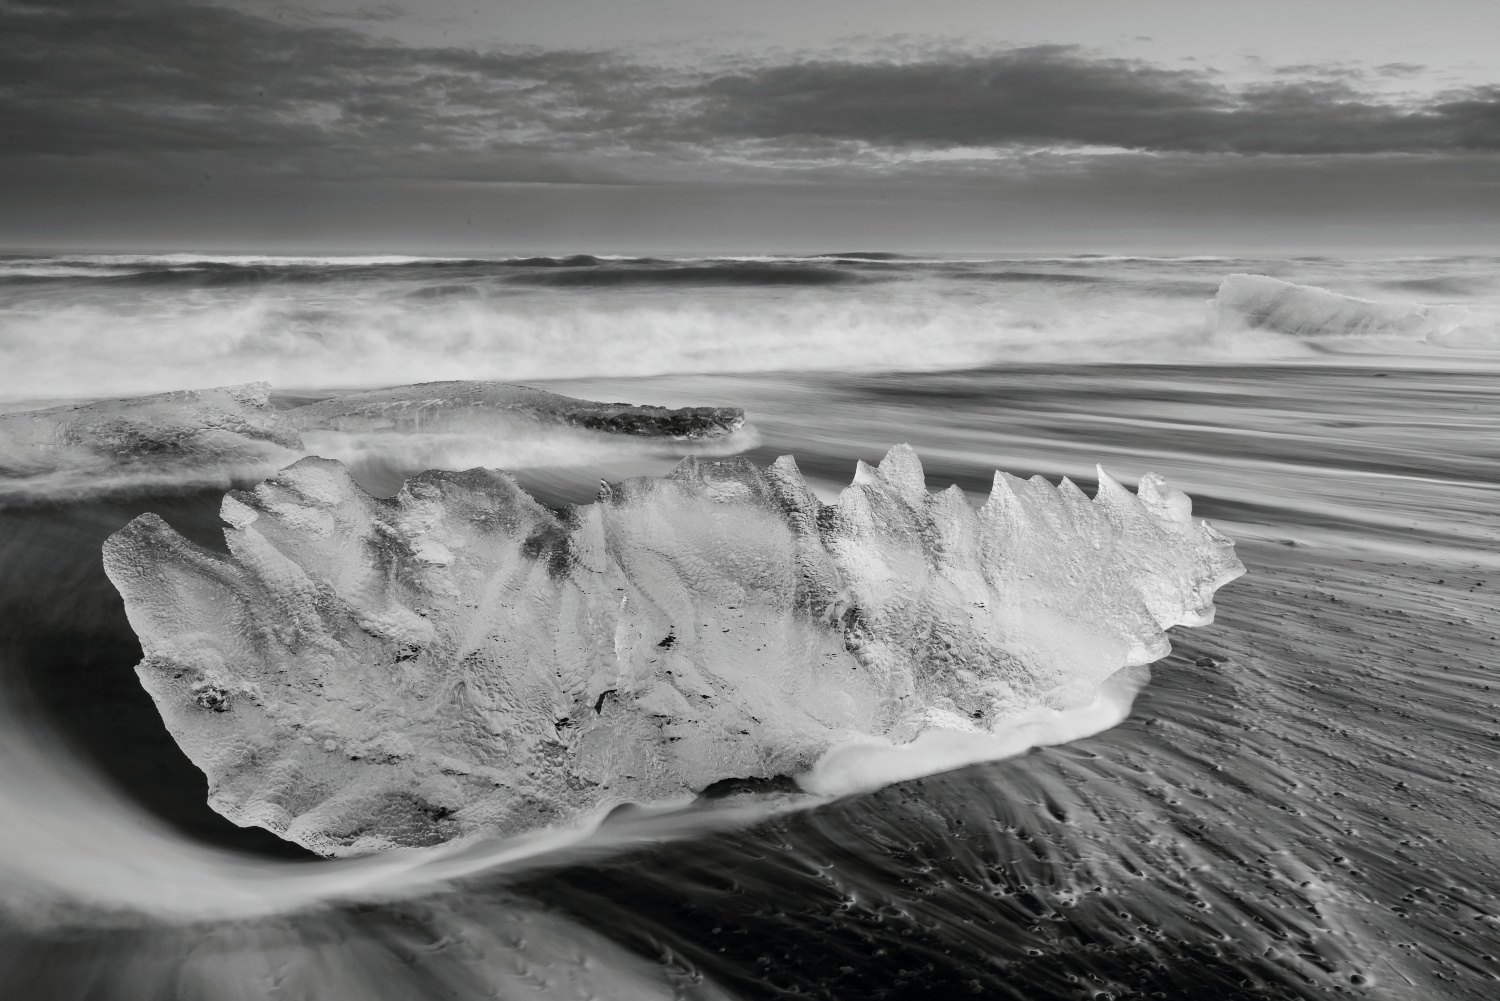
[2,0,1497,250]
[0,0,649,181]
[5,0,1497,167]
[702,54,1500,156]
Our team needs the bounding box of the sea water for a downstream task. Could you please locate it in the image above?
[1,253,1497,999]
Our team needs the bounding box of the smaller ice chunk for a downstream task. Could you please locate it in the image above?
[0,384,301,499]
[288,381,745,440]
[1215,274,1469,341]
[0,381,750,501]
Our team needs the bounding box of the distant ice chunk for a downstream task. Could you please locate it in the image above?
[290,381,754,488]
[1215,274,1469,341]
[288,381,745,440]
[103,447,1244,855]
[0,381,749,501]
[0,383,301,500]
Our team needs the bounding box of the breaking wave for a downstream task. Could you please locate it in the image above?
[506,263,867,287]
[1214,273,1471,341]
[951,270,1105,284]
[3,254,1499,402]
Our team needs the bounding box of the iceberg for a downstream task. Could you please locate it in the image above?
[1215,274,1469,341]
[103,447,1243,856]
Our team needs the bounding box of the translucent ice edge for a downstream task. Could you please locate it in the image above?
[103,446,1244,857]
[803,664,1147,796]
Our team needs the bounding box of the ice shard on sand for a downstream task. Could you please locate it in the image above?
[104,447,1244,855]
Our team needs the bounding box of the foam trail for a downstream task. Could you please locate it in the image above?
[0,703,740,997]
[0,670,811,924]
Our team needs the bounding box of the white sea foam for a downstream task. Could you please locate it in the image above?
[0,290,1272,402]
[0,264,153,278]
[9,256,1500,403]
[50,254,474,268]
[0,700,808,923]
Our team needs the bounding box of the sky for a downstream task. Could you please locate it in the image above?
[2,0,1498,254]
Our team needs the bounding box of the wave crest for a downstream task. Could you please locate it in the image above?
[1215,273,1470,341]
[507,263,865,287]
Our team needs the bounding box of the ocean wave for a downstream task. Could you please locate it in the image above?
[0,256,601,288]
[1135,278,1226,297]
[404,283,485,300]
[950,270,1105,284]
[0,264,156,280]
[809,252,907,260]
[507,262,868,287]
[1004,255,1246,264]
[1378,275,1494,297]
[1214,273,1472,342]
[1,255,876,289]
[493,254,604,268]
[0,289,1284,402]
[4,258,1500,405]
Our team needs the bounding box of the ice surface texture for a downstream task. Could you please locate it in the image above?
[103,447,1243,855]
[1215,273,1469,341]
[288,381,745,440]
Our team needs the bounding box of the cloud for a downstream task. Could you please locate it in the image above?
[0,0,1496,191]
[0,0,655,180]
[693,48,1500,155]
